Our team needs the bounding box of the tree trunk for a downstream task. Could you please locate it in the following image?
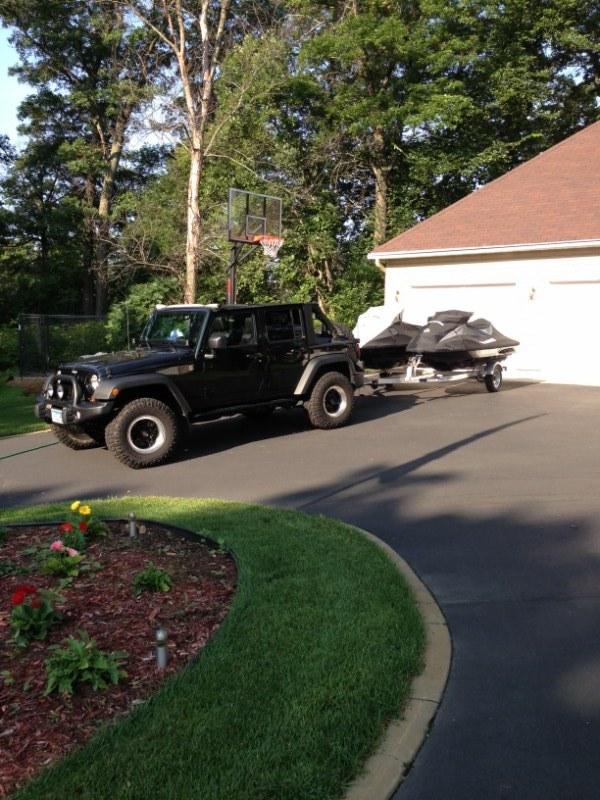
[371,126,390,247]
[95,113,129,315]
[185,143,203,303]
[372,164,389,247]
[83,174,97,315]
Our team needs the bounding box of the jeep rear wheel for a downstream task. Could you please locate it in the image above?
[306,371,354,429]
[105,398,180,469]
[52,423,101,450]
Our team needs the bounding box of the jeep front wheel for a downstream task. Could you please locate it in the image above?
[52,423,101,450]
[305,372,354,429]
[105,398,180,469]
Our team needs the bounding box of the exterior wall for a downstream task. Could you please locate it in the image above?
[380,249,600,385]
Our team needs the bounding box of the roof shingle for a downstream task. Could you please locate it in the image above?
[372,121,600,255]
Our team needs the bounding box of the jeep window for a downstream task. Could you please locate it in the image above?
[265,308,304,342]
[144,311,208,347]
[207,310,256,346]
[311,309,334,342]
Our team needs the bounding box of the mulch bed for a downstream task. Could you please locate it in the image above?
[0,521,237,797]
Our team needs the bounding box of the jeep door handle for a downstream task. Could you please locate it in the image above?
[246,353,264,363]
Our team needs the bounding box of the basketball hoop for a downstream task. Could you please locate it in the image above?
[258,235,284,261]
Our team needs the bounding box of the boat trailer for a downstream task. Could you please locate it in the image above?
[365,356,506,393]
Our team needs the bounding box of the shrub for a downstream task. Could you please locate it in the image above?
[0,559,22,577]
[60,502,108,540]
[40,551,84,578]
[105,278,180,350]
[132,562,172,596]
[49,320,108,367]
[61,529,87,552]
[0,325,18,371]
[10,585,62,647]
[44,631,127,695]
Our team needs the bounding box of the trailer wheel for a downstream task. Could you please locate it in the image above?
[484,364,503,393]
[306,372,354,429]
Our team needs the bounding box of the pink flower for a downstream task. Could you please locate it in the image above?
[66,547,79,557]
[50,540,65,552]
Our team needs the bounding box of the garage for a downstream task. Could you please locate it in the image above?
[368,122,600,386]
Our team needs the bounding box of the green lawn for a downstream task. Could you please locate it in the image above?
[0,376,48,438]
[1,497,424,800]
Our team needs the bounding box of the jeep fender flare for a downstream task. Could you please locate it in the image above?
[94,375,192,417]
[294,354,363,397]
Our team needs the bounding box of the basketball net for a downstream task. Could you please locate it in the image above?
[258,235,284,260]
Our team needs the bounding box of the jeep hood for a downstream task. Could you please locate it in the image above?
[60,347,194,378]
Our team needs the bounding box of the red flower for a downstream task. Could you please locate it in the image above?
[58,522,73,533]
[11,584,37,606]
[79,521,88,533]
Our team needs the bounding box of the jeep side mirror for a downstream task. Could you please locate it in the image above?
[208,332,229,350]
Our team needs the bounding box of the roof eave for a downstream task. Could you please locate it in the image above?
[368,238,600,263]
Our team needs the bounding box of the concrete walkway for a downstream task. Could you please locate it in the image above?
[2,381,600,799]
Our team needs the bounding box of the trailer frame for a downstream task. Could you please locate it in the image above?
[364,355,507,393]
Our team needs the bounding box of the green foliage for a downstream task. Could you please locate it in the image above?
[0,326,18,370]
[61,529,87,552]
[49,321,108,367]
[10,591,62,648]
[0,375,48,437]
[105,278,180,350]
[44,631,127,696]
[2,0,600,329]
[0,559,22,577]
[40,552,85,578]
[86,519,108,537]
[1,497,424,800]
[132,562,172,596]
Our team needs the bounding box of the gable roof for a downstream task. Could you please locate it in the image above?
[371,120,600,259]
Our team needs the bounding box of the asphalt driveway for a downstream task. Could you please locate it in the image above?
[2,381,600,799]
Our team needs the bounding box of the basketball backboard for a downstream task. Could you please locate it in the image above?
[228,188,282,244]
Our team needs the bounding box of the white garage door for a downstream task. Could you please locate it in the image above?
[387,257,600,385]
[401,281,543,379]
[536,280,600,385]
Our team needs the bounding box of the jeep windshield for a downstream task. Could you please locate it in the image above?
[141,310,210,348]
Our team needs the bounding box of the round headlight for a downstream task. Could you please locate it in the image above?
[88,373,100,392]
[56,383,65,400]
[47,384,54,398]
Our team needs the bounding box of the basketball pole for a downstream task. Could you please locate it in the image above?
[227,242,258,304]
[227,243,241,304]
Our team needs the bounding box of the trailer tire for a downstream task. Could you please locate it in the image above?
[484,364,503,393]
[306,371,354,429]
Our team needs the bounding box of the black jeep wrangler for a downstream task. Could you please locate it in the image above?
[35,303,363,468]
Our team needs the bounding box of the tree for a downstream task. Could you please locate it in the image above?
[1,0,162,312]
[119,0,233,303]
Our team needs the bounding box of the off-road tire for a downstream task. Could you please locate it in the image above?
[105,398,180,469]
[306,371,354,429]
[81,421,107,446]
[51,423,101,450]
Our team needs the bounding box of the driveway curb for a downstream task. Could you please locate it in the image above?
[344,528,451,800]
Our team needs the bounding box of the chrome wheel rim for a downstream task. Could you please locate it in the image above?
[323,386,348,418]
[127,415,166,454]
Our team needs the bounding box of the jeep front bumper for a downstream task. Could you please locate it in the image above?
[35,398,114,426]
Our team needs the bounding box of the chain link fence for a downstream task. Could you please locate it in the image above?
[18,314,108,376]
